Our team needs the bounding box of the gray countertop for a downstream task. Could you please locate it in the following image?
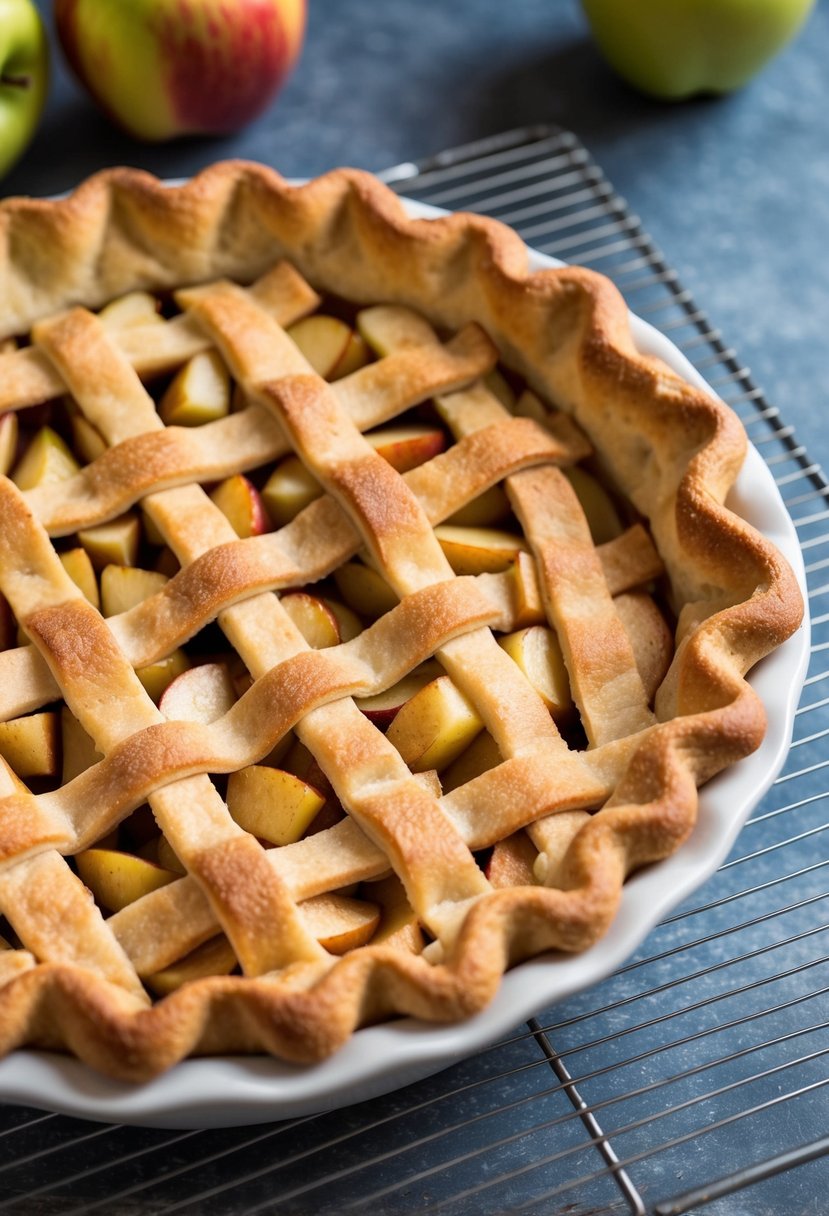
[17,0,829,465]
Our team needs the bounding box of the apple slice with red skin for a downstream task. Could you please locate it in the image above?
[365,425,446,473]
[355,660,442,728]
[210,474,270,538]
[322,597,362,642]
[136,650,190,703]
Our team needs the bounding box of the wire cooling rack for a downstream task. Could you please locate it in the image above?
[2,125,827,1215]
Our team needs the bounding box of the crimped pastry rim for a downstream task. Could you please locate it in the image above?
[0,164,806,1099]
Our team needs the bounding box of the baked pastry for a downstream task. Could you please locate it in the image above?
[0,163,802,1080]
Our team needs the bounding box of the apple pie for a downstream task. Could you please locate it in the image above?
[0,163,802,1080]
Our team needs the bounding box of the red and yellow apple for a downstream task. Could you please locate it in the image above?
[54,0,306,141]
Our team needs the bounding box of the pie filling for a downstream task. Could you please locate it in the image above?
[0,165,803,1078]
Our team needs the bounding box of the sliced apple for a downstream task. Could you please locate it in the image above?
[354,660,442,727]
[434,525,528,575]
[145,934,236,996]
[564,466,623,545]
[226,766,325,846]
[99,291,163,330]
[386,675,484,773]
[330,329,371,380]
[136,649,190,702]
[486,832,538,888]
[322,596,362,643]
[70,414,107,464]
[261,455,322,527]
[0,413,18,476]
[498,625,572,719]
[357,305,434,357]
[11,425,80,490]
[159,662,237,724]
[366,425,446,474]
[445,484,510,528]
[300,892,380,954]
[77,513,141,570]
[0,711,60,778]
[159,349,231,427]
[441,730,502,794]
[280,591,341,649]
[75,848,177,913]
[61,705,103,783]
[333,560,398,619]
[100,565,168,617]
[210,474,269,538]
[286,314,352,379]
[505,550,546,629]
[59,548,100,609]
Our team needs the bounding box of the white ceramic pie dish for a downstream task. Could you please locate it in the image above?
[0,196,810,1128]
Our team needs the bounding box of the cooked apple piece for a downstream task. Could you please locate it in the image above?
[386,675,484,773]
[331,329,371,379]
[300,892,381,954]
[333,560,399,619]
[70,414,107,464]
[530,810,592,887]
[136,649,190,702]
[145,934,236,996]
[498,625,572,719]
[445,484,510,528]
[0,711,60,778]
[61,706,103,783]
[486,832,538,888]
[322,596,362,642]
[261,455,322,526]
[156,834,186,875]
[210,474,270,538]
[357,305,435,356]
[354,660,442,727]
[159,662,237,724]
[0,413,18,476]
[441,730,502,794]
[280,591,341,649]
[75,848,177,913]
[100,565,168,617]
[366,425,446,473]
[227,766,325,846]
[159,349,231,427]
[564,466,623,545]
[11,425,80,490]
[484,368,517,410]
[504,551,546,629]
[77,513,141,570]
[58,548,100,609]
[514,388,548,425]
[286,314,352,379]
[365,874,424,953]
[141,507,166,547]
[99,291,163,330]
[434,525,528,576]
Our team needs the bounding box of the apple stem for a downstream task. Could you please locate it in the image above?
[0,74,31,90]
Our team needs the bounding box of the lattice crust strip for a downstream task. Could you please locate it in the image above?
[0,164,803,1079]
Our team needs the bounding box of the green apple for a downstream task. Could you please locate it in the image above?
[54,0,306,141]
[0,0,48,178]
[581,0,816,100]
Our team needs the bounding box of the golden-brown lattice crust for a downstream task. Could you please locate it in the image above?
[0,162,803,1079]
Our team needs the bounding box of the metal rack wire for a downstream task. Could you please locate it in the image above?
[2,126,827,1215]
